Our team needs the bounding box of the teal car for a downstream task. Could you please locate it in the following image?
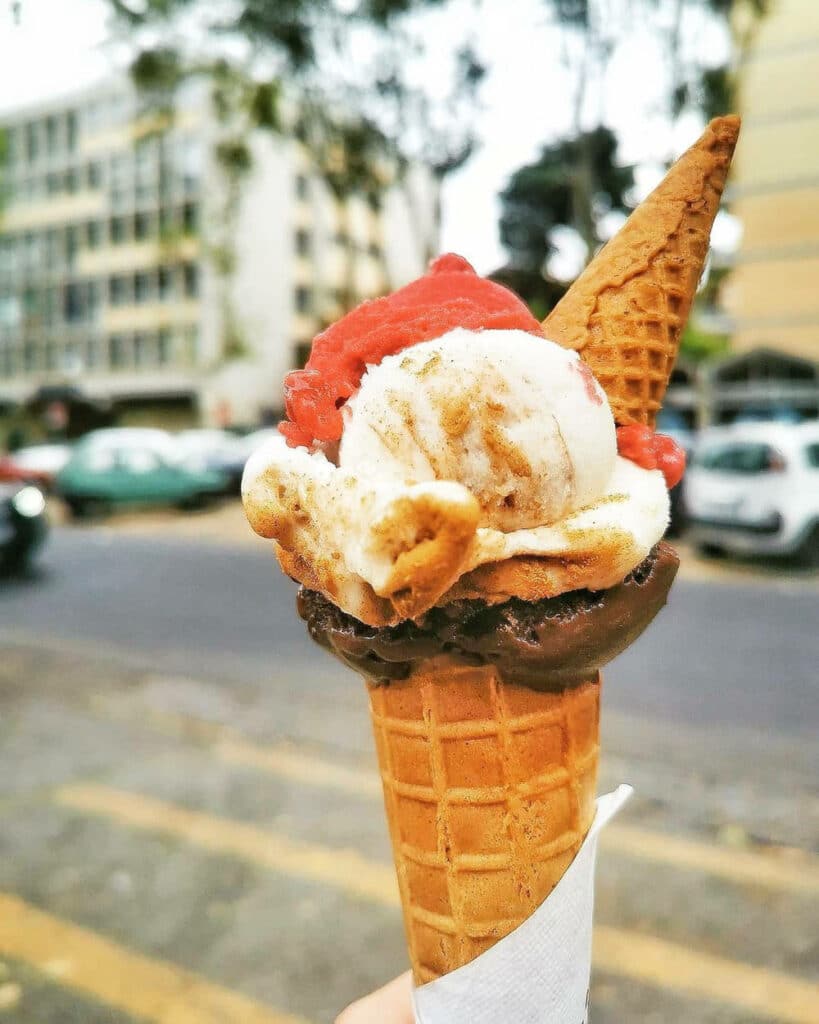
[57,429,229,518]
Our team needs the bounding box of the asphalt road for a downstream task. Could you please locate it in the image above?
[2,526,816,737]
[0,526,817,1023]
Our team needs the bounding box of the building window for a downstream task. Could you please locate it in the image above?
[44,342,59,371]
[182,201,198,234]
[179,136,203,193]
[134,211,153,241]
[63,342,81,372]
[66,111,78,151]
[295,173,309,199]
[64,282,85,323]
[0,239,13,277]
[87,161,102,189]
[0,347,13,378]
[5,127,17,166]
[157,327,172,365]
[23,232,37,268]
[367,241,382,258]
[135,141,157,204]
[158,265,174,299]
[109,275,130,306]
[109,334,129,368]
[86,220,102,248]
[295,228,311,256]
[86,338,99,369]
[45,115,59,155]
[295,285,313,313]
[110,216,128,244]
[64,168,78,194]
[134,332,153,367]
[183,263,199,298]
[87,280,101,319]
[366,192,382,212]
[23,342,38,373]
[43,286,59,326]
[158,206,174,235]
[43,231,58,269]
[109,154,129,209]
[23,287,43,327]
[134,271,153,304]
[46,172,61,195]
[65,226,79,268]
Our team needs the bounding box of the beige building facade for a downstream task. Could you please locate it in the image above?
[0,78,438,429]
[722,0,819,362]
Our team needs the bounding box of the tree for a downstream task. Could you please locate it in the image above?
[498,125,633,290]
[104,0,484,275]
[495,0,769,314]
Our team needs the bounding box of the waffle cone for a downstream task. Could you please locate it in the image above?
[543,115,740,427]
[368,659,600,983]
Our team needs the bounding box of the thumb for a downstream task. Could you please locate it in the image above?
[335,971,415,1024]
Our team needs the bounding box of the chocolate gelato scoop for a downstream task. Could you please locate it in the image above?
[298,541,679,691]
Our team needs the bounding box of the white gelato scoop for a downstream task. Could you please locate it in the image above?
[339,329,617,532]
[243,327,670,624]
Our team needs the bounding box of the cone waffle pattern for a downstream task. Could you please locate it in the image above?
[543,115,740,428]
[368,661,600,983]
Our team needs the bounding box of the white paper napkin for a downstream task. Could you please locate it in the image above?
[412,785,633,1024]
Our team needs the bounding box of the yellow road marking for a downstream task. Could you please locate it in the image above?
[89,688,819,895]
[55,782,819,1022]
[56,783,400,907]
[0,892,309,1024]
[216,739,383,799]
[214,735,819,896]
[594,925,819,1024]
[602,822,819,894]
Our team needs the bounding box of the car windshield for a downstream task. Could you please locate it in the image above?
[175,431,237,455]
[695,442,782,474]
[83,429,174,457]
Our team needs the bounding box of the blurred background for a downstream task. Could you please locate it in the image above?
[0,1,817,1022]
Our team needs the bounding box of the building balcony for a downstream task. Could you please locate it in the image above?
[1,191,105,232]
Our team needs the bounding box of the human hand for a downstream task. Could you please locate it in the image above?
[335,971,414,1024]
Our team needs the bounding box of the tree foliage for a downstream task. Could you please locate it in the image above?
[104,0,484,199]
[496,0,769,314]
[499,126,633,275]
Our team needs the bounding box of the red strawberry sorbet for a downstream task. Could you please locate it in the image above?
[280,254,543,448]
[616,424,686,489]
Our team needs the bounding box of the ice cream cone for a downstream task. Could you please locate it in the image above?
[368,659,600,983]
[543,115,740,427]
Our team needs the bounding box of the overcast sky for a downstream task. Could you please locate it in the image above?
[0,0,735,273]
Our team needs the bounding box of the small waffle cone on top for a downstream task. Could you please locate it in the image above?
[369,660,600,983]
[543,115,740,427]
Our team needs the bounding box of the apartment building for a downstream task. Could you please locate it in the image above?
[721,0,819,363]
[0,78,438,431]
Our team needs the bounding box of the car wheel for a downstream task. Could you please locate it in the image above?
[696,542,725,559]
[178,492,209,511]
[1,549,29,576]
[66,497,111,519]
[797,524,819,568]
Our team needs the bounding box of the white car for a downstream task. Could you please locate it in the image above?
[685,421,819,565]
